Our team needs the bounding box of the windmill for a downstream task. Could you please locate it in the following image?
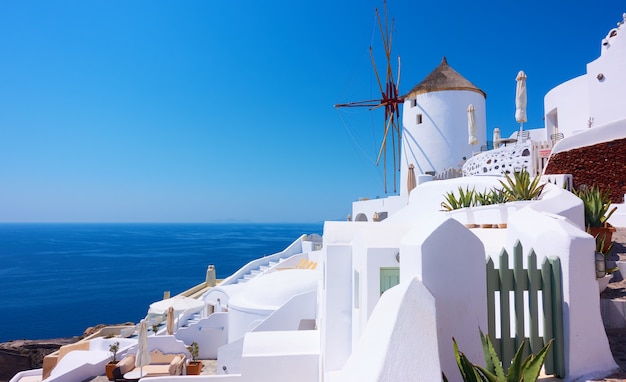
[335,1,404,194]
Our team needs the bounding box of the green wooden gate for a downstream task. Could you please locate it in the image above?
[486,241,565,377]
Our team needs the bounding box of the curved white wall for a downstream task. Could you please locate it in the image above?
[544,75,589,137]
[544,15,626,139]
[588,28,626,127]
[401,90,486,196]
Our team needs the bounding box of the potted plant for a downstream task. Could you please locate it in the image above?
[105,341,120,381]
[186,342,202,375]
[594,231,619,292]
[575,185,617,252]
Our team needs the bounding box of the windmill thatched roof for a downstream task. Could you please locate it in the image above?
[406,57,486,98]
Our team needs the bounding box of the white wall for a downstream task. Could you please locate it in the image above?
[401,90,486,185]
[321,244,353,373]
[241,331,320,382]
[548,118,626,155]
[399,217,487,381]
[544,75,589,137]
[351,195,405,223]
[587,19,626,127]
[544,15,626,138]
[334,276,441,382]
[175,312,228,359]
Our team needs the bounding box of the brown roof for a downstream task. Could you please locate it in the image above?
[406,57,486,98]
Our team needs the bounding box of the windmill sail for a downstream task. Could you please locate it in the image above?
[335,1,404,194]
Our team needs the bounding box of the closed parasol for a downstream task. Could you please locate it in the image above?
[135,319,151,378]
[493,127,501,148]
[407,164,416,196]
[467,104,478,145]
[166,306,175,335]
[515,71,527,142]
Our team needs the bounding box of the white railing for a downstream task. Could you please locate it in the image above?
[463,140,555,177]
[434,167,463,180]
[218,235,306,286]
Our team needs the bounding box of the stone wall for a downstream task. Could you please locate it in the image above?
[0,338,76,382]
[544,137,626,203]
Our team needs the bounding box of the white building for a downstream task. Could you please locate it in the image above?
[545,14,626,138]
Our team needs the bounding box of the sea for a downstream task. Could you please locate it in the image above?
[0,222,323,343]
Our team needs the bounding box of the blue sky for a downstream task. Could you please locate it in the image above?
[1,1,623,223]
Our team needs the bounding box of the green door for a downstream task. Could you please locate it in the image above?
[380,267,400,295]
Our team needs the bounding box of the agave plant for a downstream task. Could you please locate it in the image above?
[488,188,509,204]
[574,185,617,228]
[499,169,545,201]
[443,329,553,382]
[474,190,492,206]
[441,186,476,211]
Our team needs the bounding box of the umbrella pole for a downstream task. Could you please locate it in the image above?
[518,122,524,143]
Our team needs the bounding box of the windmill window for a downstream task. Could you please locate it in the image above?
[411,99,417,107]
[416,114,423,124]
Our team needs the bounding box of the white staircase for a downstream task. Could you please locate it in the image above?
[235,257,288,284]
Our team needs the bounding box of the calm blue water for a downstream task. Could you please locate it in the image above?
[0,223,323,342]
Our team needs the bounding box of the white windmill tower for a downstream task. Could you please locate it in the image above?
[400,57,487,198]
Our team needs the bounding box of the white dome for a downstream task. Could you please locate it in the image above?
[229,269,320,312]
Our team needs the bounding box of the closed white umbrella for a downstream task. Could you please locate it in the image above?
[166,306,175,335]
[135,319,151,378]
[515,71,527,142]
[493,127,501,148]
[467,104,478,145]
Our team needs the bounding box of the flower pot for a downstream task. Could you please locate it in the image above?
[589,223,616,253]
[598,274,613,293]
[105,362,117,381]
[187,361,202,375]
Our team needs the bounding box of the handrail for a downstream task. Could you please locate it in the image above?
[218,234,306,286]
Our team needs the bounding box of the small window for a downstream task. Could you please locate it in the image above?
[416,114,423,124]
[411,99,417,107]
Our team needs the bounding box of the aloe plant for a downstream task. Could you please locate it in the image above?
[443,329,553,382]
[441,186,476,211]
[500,169,545,201]
[574,185,617,228]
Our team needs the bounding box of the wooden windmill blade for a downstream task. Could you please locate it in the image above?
[334,0,404,194]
